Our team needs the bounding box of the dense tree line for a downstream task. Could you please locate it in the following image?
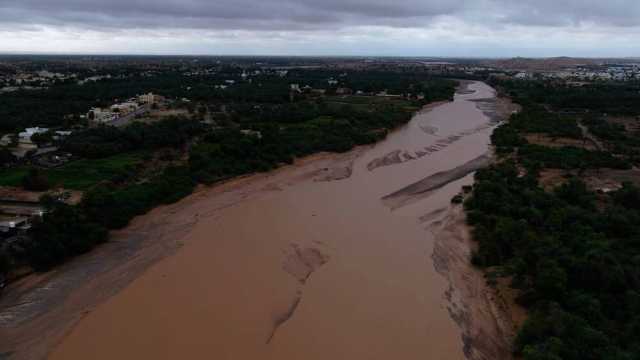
[581,115,640,161]
[518,144,631,170]
[21,166,195,270]
[466,163,640,360]
[61,118,205,158]
[1,68,454,133]
[492,79,640,116]
[491,78,640,167]
[466,79,640,359]
[0,148,16,167]
[508,103,583,139]
[27,201,108,271]
[21,168,50,191]
[490,110,632,170]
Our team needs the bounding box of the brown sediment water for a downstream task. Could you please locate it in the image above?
[2,82,512,360]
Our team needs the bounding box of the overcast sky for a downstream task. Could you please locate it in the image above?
[1,0,639,57]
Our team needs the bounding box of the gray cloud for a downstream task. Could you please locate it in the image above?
[492,0,640,27]
[2,0,638,31]
[1,0,640,55]
[0,0,561,31]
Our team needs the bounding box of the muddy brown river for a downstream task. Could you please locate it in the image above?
[1,81,510,360]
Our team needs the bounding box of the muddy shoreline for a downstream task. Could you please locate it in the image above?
[1,81,519,360]
[430,205,519,360]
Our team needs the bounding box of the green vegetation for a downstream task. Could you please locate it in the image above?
[465,79,640,360]
[518,144,631,170]
[81,166,196,230]
[61,118,205,159]
[0,152,146,190]
[21,168,50,191]
[28,202,108,271]
[490,99,582,154]
[47,152,146,189]
[0,167,28,187]
[495,79,640,115]
[466,163,640,360]
[582,116,629,142]
[21,165,196,271]
[581,115,640,161]
[509,104,582,139]
[0,147,16,167]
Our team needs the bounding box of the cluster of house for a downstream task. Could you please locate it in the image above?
[87,92,160,125]
[1,92,165,163]
[0,68,132,94]
[210,70,293,89]
[511,64,640,82]
[289,80,424,100]
[214,79,238,90]
[1,127,73,161]
[0,208,42,236]
[0,189,50,242]
[17,127,70,146]
[184,67,275,80]
[77,74,112,85]
[185,67,407,96]
[0,194,53,283]
[0,70,77,93]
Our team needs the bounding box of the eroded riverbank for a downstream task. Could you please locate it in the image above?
[0,81,516,360]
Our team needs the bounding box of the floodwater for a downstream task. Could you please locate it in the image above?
[48,81,498,360]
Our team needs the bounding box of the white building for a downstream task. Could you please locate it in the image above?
[53,130,72,141]
[138,93,157,104]
[18,127,49,144]
[36,70,60,79]
[0,134,13,146]
[598,72,613,80]
[111,101,139,115]
[0,217,30,232]
[88,108,117,123]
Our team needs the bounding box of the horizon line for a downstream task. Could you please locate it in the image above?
[1,52,639,60]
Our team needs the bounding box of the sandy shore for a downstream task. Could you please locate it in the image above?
[1,81,519,360]
[430,205,521,359]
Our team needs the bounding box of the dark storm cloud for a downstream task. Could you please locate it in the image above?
[0,0,466,31]
[1,0,639,31]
